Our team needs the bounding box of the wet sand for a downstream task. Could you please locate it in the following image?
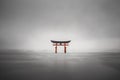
[0,50,120,80]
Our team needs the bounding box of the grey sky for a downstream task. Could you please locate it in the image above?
[0,0,120,52]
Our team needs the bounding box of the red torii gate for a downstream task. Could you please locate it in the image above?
[51,40,71,54]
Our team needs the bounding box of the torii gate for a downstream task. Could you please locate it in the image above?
[51,40,71,54]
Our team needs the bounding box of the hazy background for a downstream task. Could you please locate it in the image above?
[0,0,120,52]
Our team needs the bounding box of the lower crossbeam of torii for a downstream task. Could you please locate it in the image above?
[51,40,71,54]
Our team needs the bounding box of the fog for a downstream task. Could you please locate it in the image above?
[0,0,120,52]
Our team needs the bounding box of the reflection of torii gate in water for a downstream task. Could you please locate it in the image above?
[51,40,71,54]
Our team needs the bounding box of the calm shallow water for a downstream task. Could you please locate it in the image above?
[0,50,120,80]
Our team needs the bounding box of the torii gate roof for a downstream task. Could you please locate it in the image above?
[51,40,71,43]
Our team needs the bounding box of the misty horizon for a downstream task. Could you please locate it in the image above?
[0,0,120,52]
